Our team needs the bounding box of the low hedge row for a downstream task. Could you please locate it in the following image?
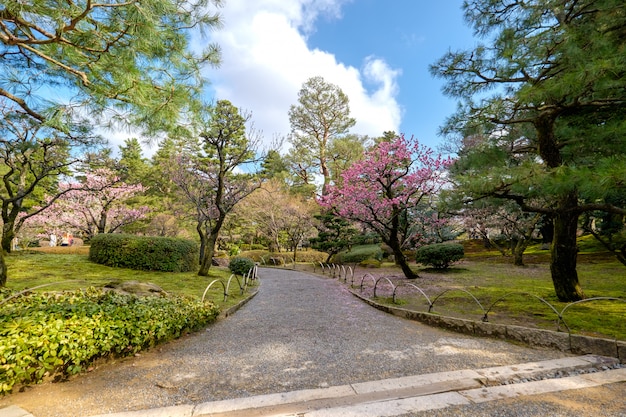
[239,249,328,264]
[0,288,219,394]
[332,244,384,264]
[89,234,198,272]
[228,257,255,275]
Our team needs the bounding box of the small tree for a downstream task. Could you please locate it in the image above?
[310,213,358,263]
[168,100,261,276]
[320,135,451,279]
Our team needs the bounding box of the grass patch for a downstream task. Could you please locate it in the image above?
[347,250,626,340]
[4,248,256,311]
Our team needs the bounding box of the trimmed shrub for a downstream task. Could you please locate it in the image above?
[415,243,464,269]
[0,288,219,394]
[359,259,381,268]
[290,250,328,263]
[238,250,267,262]
[333,244,383,264]
[89,234,197,272]
[239,250,328,264]
[228,256,255,276]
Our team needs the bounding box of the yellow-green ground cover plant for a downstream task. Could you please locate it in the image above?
[0,246,256,395]
[0,287,219,394]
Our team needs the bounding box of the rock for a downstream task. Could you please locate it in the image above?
[103,280,166,297]
[212,257,229,267]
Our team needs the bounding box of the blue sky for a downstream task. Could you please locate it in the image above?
[123,1,478,156]
[306,1,477,149]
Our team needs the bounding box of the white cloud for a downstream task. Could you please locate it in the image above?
[200,0,402,150]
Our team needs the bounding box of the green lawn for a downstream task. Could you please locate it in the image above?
[296,239,626,341]
[4,248,255,310]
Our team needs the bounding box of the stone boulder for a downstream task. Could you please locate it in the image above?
[212,257,230,267]
[104,280,166,297]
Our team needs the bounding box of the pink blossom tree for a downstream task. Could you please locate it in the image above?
[25,169,148,241]
[320,135,452,279]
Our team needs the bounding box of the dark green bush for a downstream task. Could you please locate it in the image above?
[0,288,219,394]
[89,234,197,272]
[415,243,464,269]
[228,256,255,276]
[333,244,383,264]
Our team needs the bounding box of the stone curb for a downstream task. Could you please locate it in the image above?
[349,289,626,363]
[77,356,622,417]
[217,288,259,319]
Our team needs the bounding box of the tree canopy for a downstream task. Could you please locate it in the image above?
[167,100,261,276]
[432,0,626,301]
[288,76,356,195]
[320,135,451,279]
[0,0,222,133]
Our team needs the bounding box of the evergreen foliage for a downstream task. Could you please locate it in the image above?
[0,288,219,394]
[415,243,464,269]
[89,234,197,272]
[431,0,626,300]
[228,257,255,276]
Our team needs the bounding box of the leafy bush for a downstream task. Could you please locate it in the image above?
[228,257,255,276]
[359,259,381,268]
[0,288,219,394]
[333,244,383,264]
[238,250,267,262]
[89,234,197,272]
[239,250,328,264]
[290,250,328,263]
[415,243,464,269]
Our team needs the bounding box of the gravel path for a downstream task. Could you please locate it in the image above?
[2,268,621,417]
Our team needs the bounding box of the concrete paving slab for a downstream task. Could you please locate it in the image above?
[193,385,355,415]
[0,405,35,417]
[475,355,618,384]
[581,367,626,384]
[88,404,194,417]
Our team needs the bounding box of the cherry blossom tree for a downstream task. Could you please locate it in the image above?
[320,135,451,279]
[25,169,148,241]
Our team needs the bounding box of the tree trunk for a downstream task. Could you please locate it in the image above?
[197,222,206,265]
[512,237,526,266]
[198,231,218,276]
[550,193,584,301]
[1,223,14,254]
[386,238,418,279]
[0,251,7,287]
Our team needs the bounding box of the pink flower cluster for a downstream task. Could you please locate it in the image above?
[319,134,452,245]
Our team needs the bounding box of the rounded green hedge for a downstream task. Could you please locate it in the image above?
[415,243,464,269]
[89,234,198,272]
[332,244,384,264]
[228,256,255,276]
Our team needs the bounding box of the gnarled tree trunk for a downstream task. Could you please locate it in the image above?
[550,193,584,301]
